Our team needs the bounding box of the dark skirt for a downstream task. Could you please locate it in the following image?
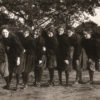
[57,48,71,72]
[34,55,46,82]
[57,58,72,72]
[0,53,9,77]
[14,53,26,74]
[8,55,16,74]
[72,48,88,71]
[35,55,47,70]
[47,55,57,69]
[24,53,35,73]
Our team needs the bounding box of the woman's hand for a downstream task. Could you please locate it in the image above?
[17,57,20,66]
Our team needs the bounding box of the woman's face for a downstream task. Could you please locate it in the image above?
[58,28,64,35]
[67,30,73,37]
[2,29,9,38]
[83,31,91,39]
[24,31,30,37]
[48,31,54,37]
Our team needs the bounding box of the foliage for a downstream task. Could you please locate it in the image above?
[0,0,100,30]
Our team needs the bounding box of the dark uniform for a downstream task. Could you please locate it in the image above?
[82,33,100,83]
[0,38,9,88]
[44,31,58,85]
[22,35,36,87]
[57,33,82,85]
[93,33,100,71]
[69,33,83,83]
[34,35,46,86]
[2,32,24,88]
[15,31,26,75]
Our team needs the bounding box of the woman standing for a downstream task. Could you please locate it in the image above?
[0,36,9,89]
[22,30,36,89]
[34,29,46,87]
[43,27,58,86]
[1,26,24,89]
[57,27,83,85]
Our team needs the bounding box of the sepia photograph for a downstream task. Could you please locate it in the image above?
[0,0,100,100]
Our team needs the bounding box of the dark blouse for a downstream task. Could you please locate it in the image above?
[57,33,82,60]
[24,36,36,55]
[0,40,6,63]
[82,36,100,61]
[35,36,46,60]
[69,33,82,60]
[57,34,71,60]
[2,33,24,58]
[45,35,59,56]
[16,31,36,55]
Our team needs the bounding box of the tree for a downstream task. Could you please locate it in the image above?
[0,0,100,30]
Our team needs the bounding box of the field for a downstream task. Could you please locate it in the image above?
[0,70,100,100]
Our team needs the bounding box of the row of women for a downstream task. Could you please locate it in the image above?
[0,24,100,90]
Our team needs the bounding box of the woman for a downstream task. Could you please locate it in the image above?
[34,29,46,87]
[81,30,100,84]
[57,27,71,85]
[0,36,9,89]
[14,30,27,90]
[21,30,36,89]
[1,26,24,89]
[43,27,58,86]
[57,27,83,86]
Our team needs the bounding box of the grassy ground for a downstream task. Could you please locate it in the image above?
[0,70,100,100]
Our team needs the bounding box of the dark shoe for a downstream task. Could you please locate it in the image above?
[3,85,10,90]
[86,80,94,85]
[78,80,84,84]
[48,80,55,86]
[66,83,69,87]
[23,84,28,89]
[33,82,36,86]
[4,76,10,89]
[36,82,41,88]
[59,81,63,85]
[89,81,94,84]
[16,84,20,90]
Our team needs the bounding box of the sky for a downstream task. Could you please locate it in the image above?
[73,7,100,27]
[88,7,100,26]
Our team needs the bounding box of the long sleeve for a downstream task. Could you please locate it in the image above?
[3,33,24,57]
[0,42,6,63]
[11,34,24,57]
[58,34,71,60]
[35,36,46,60]
[72,34,82,60]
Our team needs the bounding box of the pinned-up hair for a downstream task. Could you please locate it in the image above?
[0,25,10,34]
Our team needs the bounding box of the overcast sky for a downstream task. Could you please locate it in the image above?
[89,7,100,26]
